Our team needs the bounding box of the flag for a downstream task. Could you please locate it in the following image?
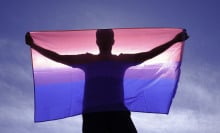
[29,28,184,122]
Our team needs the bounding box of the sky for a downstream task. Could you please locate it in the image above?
[0,0,220,133]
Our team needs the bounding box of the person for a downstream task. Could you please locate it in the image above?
[25,29,189,133]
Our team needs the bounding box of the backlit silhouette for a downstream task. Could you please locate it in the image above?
[26,29,188,133]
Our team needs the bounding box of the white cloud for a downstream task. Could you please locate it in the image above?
[130,62,220,133]
[0,38,82,133]
[132,109,220,133]
[176,63,220,113]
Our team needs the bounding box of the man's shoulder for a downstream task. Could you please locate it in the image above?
[117,53,140,66]
[118,53,135,60]
[77,52,97,58]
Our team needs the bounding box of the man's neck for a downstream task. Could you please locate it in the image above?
[99,51,112,56]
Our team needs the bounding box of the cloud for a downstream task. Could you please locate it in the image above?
[175,62,220,113]
[0,39,82,133]
[131,62,220,133]
[132,109,220,133]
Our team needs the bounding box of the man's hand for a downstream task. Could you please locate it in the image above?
[173,30,189,43]
[25,32,34,46]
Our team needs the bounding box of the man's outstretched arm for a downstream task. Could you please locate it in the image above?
[25,32,88,66]
[131,30,189,64]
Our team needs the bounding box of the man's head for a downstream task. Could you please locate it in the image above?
[96,29,115,54]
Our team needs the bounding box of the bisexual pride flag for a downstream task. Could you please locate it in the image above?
[29,28,185,122]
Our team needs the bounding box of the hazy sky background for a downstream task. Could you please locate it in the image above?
[0,0,220,133]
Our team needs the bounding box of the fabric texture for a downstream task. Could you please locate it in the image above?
[29,28,184,122]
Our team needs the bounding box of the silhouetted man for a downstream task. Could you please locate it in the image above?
[26,29,188,133]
